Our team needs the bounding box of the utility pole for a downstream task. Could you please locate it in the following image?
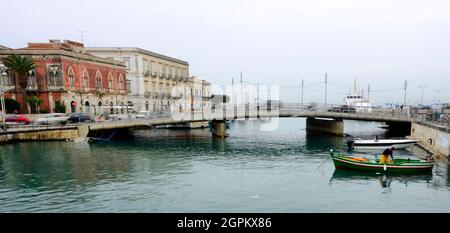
[403,79,408,106]
[301,79,304,108]
[240,71,243,107]
[324,72,328,110]
[418,85,427,105]
[77,30,86,43]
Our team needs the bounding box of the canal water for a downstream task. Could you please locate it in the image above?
[0,118,449,212]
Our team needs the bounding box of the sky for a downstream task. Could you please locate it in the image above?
[1,0,450,105]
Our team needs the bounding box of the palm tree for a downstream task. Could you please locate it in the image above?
[1,54,37,113]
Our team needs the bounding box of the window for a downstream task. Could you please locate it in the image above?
[144,80,149,93]
[123,57,131,70]
[83,69,89,90]
[126,80,131,92]
[68,67,75,89]
[95,71,102,89]
[151,61,156,73]
[118,74,124,90]
[108,73,113,92]
[48,65,62,86]
[27,69,37,88]
[143,59,148,71]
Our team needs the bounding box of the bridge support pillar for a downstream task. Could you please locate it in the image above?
[306,117,344,136]
[211,120,228,138]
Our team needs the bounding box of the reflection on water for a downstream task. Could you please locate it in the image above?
[330,169,433,189]
[0,118,449,212]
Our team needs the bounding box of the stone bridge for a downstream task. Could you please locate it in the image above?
[1,106,418,143]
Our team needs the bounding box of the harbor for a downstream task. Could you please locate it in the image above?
[1,0,450,218]
[1,119,449,212]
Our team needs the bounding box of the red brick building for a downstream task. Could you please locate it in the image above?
[0,40,128,114]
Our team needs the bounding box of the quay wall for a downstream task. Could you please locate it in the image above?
[0,128,81,143]
[411,121,450,159]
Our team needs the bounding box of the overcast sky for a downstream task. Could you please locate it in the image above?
[1,0,450,105]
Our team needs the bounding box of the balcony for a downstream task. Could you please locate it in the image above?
[96,88,106,94]
[144,70,151,77]
[26,85,39,91]
[152,72,158,77]
[47,85,65,92]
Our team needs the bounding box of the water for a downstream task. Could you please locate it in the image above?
[0,118,449,212]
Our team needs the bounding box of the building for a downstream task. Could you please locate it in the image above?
[187,76,211,112]
[0,40,127,114]
[86,47,190,113]
[0,45,11,50]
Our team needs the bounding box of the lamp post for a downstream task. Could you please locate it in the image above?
[0,64,8,127]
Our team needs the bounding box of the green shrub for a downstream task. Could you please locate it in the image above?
[54,100,66,113]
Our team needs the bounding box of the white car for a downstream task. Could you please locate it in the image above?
[36,113,68,125]
[135,111,151,119]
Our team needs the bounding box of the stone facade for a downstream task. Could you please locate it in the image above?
[0,40,127,115]
[86,47,194,113]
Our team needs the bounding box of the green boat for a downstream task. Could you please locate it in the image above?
[330,150,434,174]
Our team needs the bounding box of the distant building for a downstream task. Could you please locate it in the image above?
[86,47,190,113]
[0,44,11,50]
[0,40,127,114]
[187,76,211,112]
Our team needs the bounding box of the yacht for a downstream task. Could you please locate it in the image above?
[343,80,372,112]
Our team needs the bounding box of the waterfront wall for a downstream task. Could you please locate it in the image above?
[0,128,82,143]
[411,122,450,159]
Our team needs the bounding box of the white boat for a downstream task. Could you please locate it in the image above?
[343,80,372,113]
[348,138,419,150]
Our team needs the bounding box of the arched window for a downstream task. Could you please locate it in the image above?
[82,69,89,90]
[118,74,124,91]
[68,67,75,89]
[95,71,102,89]
[108,72,113,92]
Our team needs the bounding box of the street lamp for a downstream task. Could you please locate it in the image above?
[0,64,8,127]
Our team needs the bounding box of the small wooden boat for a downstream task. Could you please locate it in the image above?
[330,150,433,174]
[347,138,418,150]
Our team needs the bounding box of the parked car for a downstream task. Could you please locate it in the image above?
[35,113,67,125]
[5,114,31,124]
[135,110,151,119]
[67,113,94,123]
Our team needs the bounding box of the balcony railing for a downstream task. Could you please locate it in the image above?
[47,85,65,92]
[26,85,39,91]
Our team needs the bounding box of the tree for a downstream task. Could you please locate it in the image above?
[27,96,43,114]
[1,98,20,113]
[0,54,37,113]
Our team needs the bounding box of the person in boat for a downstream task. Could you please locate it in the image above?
[379,147,395,164]
[347,140,355,152]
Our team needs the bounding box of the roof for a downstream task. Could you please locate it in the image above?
[0,44,11,50]
[0,49,125,67]
[86,47,189,66]
[0,40,125,67]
